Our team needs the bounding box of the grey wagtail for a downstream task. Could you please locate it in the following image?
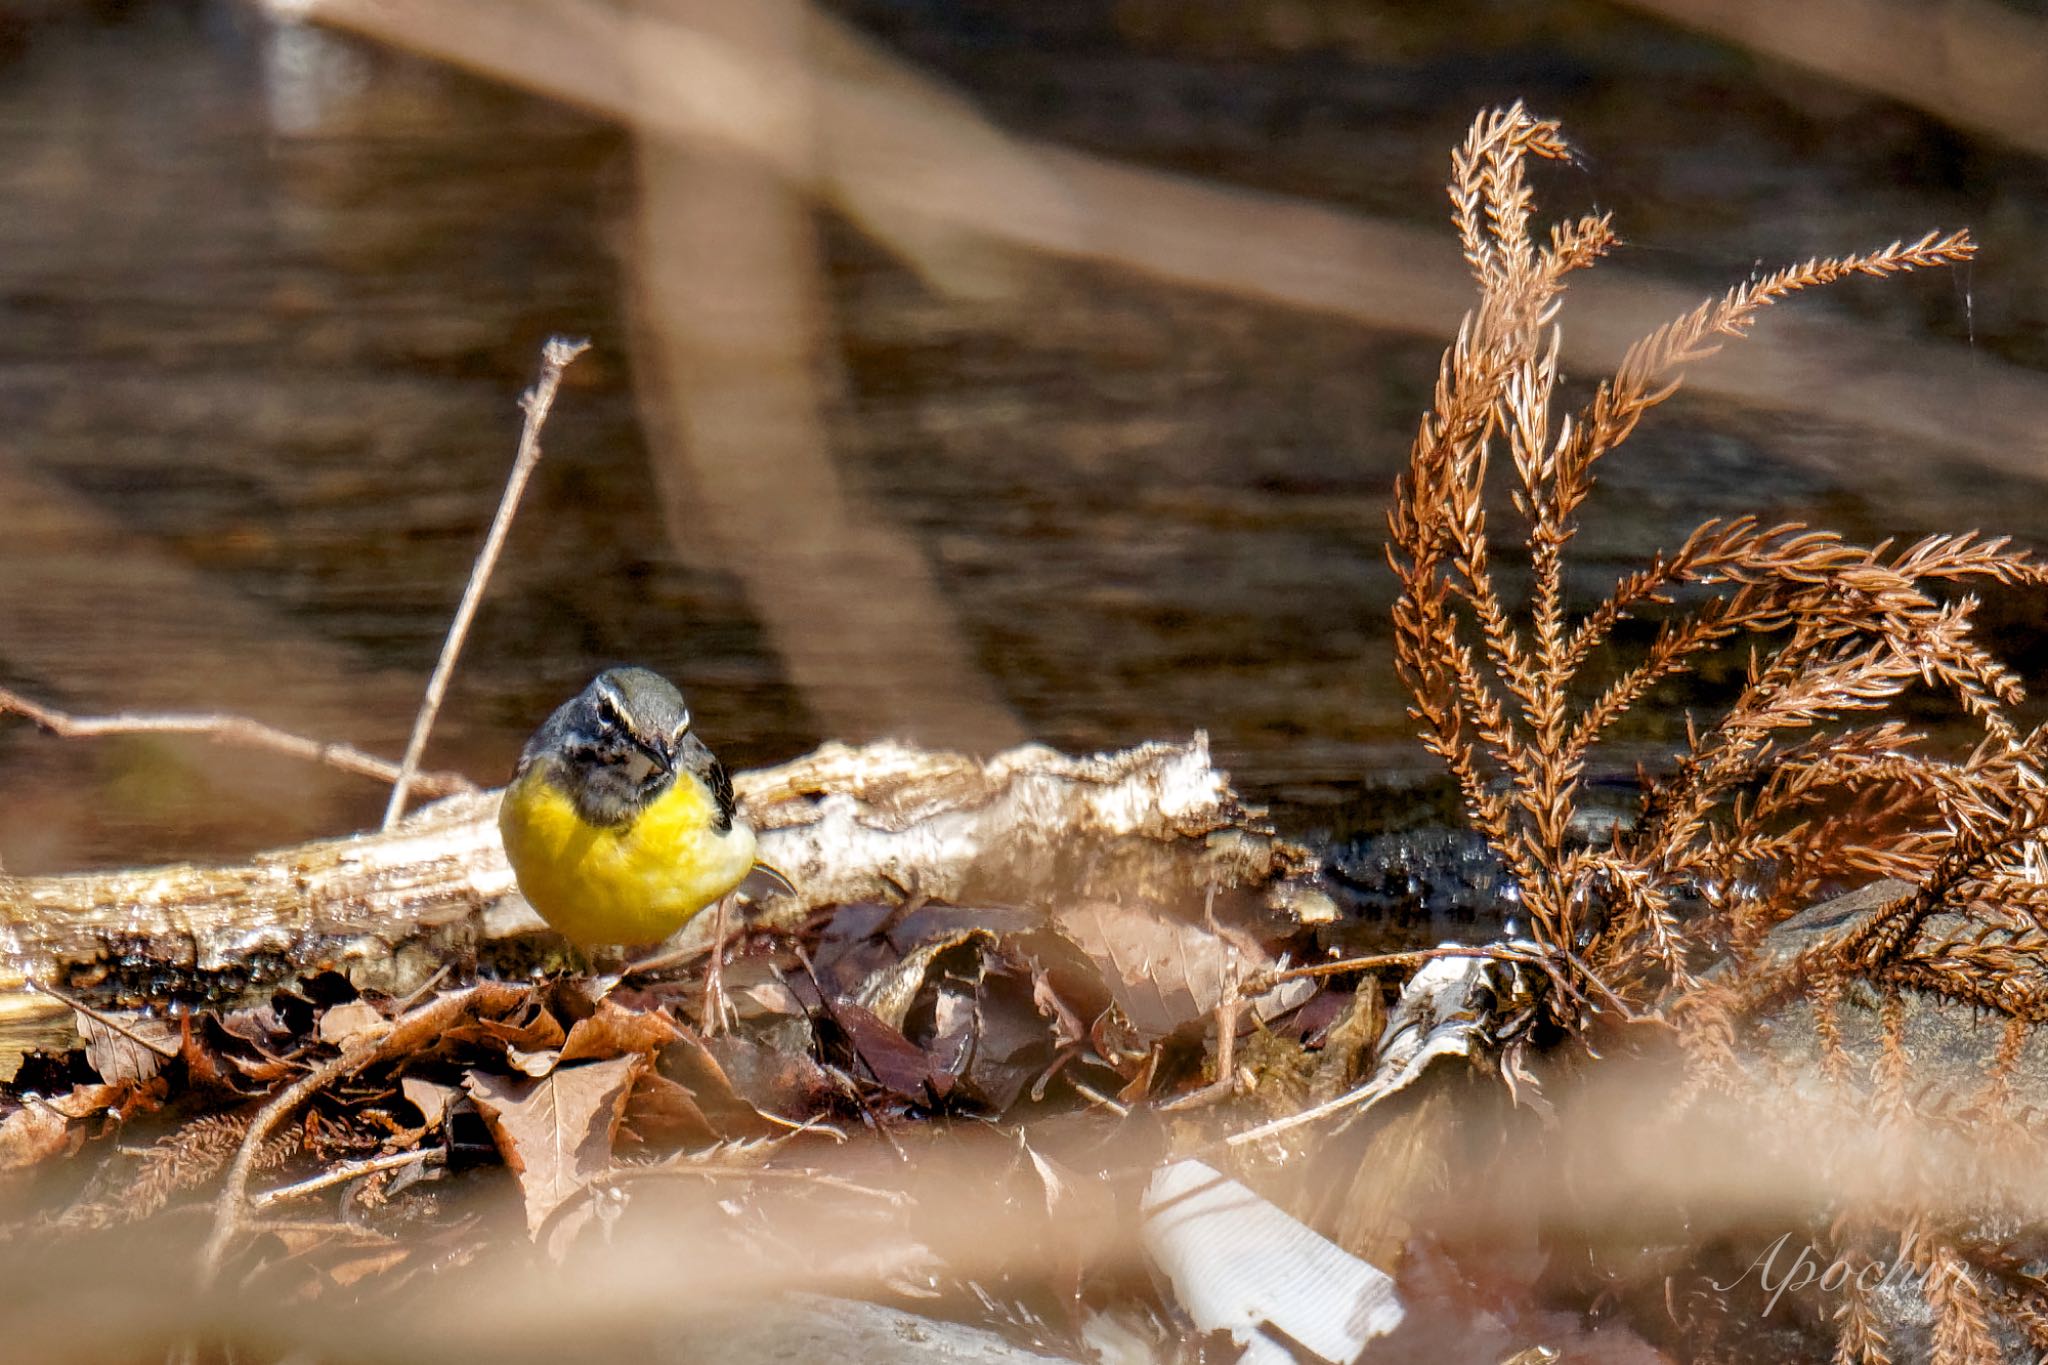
[498,666,769,948]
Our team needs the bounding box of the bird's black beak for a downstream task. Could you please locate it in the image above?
[621,732,674,786]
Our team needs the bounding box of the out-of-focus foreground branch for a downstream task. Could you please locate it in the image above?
[1617,0,2048,161]
[622,0,1023,748]
[266,0,2048,486]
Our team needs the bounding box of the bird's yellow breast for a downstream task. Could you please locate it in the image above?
[497,767,757,947]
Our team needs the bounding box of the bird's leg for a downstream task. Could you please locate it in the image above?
[697,890,737,1036]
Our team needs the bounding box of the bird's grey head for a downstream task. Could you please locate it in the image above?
[522,666,693,827]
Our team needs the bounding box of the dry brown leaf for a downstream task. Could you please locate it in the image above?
[1053,898,1309,1038]
[0,1102,71,1174]
[559,999,684,1063]
[179,1014,287,1093]
[700,1033,836,1128]
[836,1001,947,1102]
[401,1077,458,1130]
[658,1031,787,1138]
[463,1054,642,1237]
[620,1071,720,1148]
[377,983,537,1063]
[76,1012,176,1086]
[852,930,996,1032]
[504,1046,563,1078]
[43,1083,124,1121]
[315,1000,388,1048]
[739,981,804,1017]
[1055,899,1232,1036]
[461,995,565,1054]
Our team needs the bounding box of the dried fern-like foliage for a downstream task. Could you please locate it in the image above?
[1393,103,2048,1360]
[1391,104,2048,1013]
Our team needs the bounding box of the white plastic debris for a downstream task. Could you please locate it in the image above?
[1216,948,1495,1154]
[1371,951,1491,1093]
[1141,1159,1404,1364]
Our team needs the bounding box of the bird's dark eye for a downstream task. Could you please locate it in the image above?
[674,710,691,742]
[595,691,623,728]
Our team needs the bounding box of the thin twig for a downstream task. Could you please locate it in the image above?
[198,1037,384,1284]
[0,687,474,799]
[392,963,454,1015]
[1219,1075,1399,1150]
[619,936,713,981]
[27,980,181,1059]
[749,1109,849,1141]
[197,986,493,1283]
[1552,943,1642,1023]
[382,336,590,829]
[1249,941,1638,1025]
[1160,953,1245,1113]
[250,1147,440,1211]
[1068,1078,1130,1117]
[1245,943,1549,992]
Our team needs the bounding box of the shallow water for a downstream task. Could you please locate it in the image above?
[2,0,2046,873]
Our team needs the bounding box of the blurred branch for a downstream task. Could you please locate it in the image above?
[1619,0,2048,160]
[265,0,2048,489]
[622,0,1022,747]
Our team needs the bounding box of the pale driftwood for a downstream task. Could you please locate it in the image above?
[0,736,1307,1066]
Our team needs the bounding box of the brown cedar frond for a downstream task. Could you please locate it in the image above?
[1545,212,1618,284]
[1833,1271,1894,1365]
[58,1113,299,1231]
[1985,1284,2048,1356]
[1746,728,1948,819]
[1578,850,1698,990]
[1565,581,1781,759]
[1977,1015,2031,1119]
[1878,959,2048,1022]
[1667,980,1743,1104]
[1393,109,2016,1063]
[1874,986,1913,1121]
[1813,975,1854,1091]
[1575,231,1976,468]
[1561,515,1773,673]
[1449,103,1574,294]
[1923,1240,2004,1365]
[1892,530,2048,586]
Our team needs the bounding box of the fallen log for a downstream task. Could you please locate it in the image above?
[0,735,1313,1068]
